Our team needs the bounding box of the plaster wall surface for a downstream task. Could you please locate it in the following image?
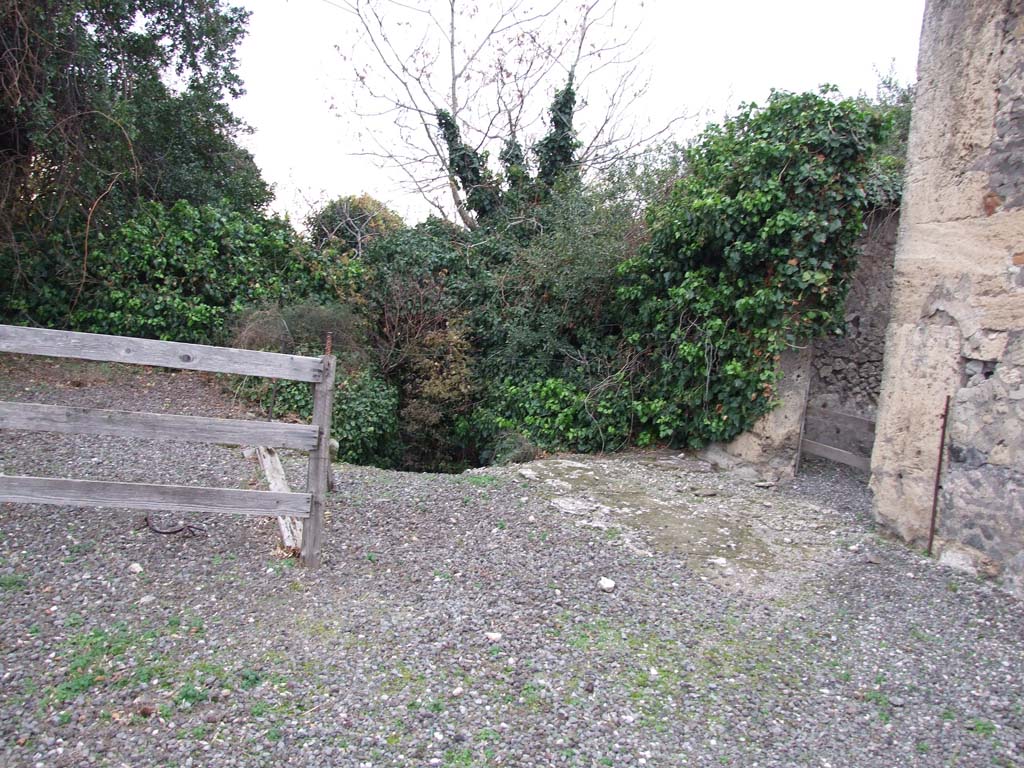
[871,0,1024,597]
[705,347,812,481]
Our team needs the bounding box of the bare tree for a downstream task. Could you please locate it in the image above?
[331,0,681,227]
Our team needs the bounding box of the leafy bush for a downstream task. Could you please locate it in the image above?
[459,149,681,459]
[237,368,400,468]
[19,200,326,343]
[355,219,477,470]
[331,370,401,466]
[480,376,635,454]
[616,88,884,447]
[231,301,401,467]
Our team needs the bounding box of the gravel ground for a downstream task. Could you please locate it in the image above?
[1,358,1021,768]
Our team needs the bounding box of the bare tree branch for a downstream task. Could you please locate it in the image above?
[333,0,684,225]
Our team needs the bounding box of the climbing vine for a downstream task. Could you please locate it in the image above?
[615,87,885,447]
[436,77,581,226]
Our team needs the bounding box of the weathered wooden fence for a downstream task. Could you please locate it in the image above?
[799,405,875,472]
[0,324,335,567]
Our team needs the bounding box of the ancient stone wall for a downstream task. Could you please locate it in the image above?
[808,211,899,422]
[715,216,898,475]
[871,0,1024,597]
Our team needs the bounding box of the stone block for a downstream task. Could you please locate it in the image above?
[707,347,812,479]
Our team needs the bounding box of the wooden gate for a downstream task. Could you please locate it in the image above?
[0,325,335,567]
[798,405,875,473]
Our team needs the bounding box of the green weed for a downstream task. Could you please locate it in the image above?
[0,574,27,590]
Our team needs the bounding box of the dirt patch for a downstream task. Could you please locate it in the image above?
[490,452,867,597]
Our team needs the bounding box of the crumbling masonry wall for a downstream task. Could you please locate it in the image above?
[808,212,898,423]
[805,213,898,458]
[871,0,1024,596]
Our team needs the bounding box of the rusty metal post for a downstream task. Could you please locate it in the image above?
[927,395,952,557]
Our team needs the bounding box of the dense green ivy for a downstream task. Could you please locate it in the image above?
[534,78,580,189]
[616,88,885,447]
[465,89,885,455]
[436,77,580,227]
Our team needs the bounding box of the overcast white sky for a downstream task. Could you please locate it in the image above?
[231,0,927,225]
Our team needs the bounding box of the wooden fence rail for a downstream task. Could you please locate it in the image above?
[0,324,335,567]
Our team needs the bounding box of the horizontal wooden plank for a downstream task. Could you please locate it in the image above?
[803,415,876,453]
[800,439,871,472]
[805,406,876,434]
[0,401,318,450]
[804,415,876,443]
[0,476,310,517]
[0,325,324,382]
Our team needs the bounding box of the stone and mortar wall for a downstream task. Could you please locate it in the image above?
[871,0,1024,597]
[808,211,899,422]
[711,216,897,476]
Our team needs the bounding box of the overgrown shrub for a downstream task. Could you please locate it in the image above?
[486,431,541,466]
[616,87,885,447]
[330,370,401,466]
[462,149,682,457]
[236,368,400,468]
[231,301,401,467]
[356,219,476,470]
[8,200,331,343]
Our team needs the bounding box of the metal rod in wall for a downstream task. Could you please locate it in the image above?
[927,394,952,557]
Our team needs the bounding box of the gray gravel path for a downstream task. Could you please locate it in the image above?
[1,358,1021,768]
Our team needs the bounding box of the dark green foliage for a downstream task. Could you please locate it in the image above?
[243,370,400,468]
[534,78,580,189]
[453,90,884,456]
[326,218,475,470]
[500,138,528,189]
[460,159,668,455]
[436,77,581,226]
[132,85,272,212]
[616,88,885,447]
[332,370,401,467]
[0,0,280,330]
[437,110,502,222]
[41,200,321,343]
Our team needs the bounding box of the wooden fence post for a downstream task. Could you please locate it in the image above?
[301,354,336,567]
